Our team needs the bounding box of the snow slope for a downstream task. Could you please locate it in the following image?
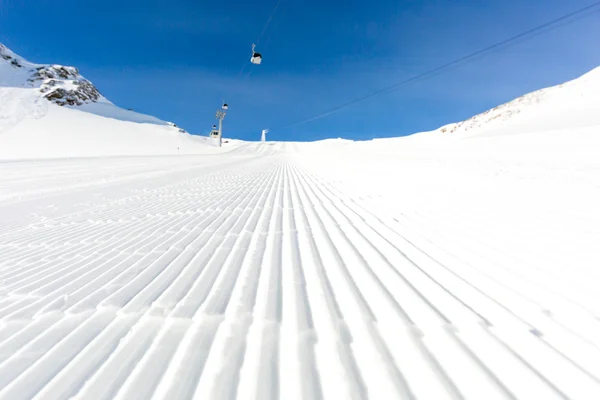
[434,66,600,138]
[0,44,220,159]
[0,132,599,399]
[1,47,600,398]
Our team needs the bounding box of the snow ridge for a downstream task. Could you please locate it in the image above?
[441,84,559,134]
[0,44,102,107]
[439,67,600,136]
[0,44,221,159]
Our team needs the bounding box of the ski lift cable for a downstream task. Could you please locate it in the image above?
[256,0,284,45]
[260,6,287,50]
[236,0,283,77]
[215,0,283,132]
[272,1,600,131]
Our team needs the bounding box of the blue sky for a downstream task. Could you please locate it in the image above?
[1,0,599,141]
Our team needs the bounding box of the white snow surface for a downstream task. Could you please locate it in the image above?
[0,132,599,400]
[436,66,600,138]
[1,45,600,398]
[0,44,221,159]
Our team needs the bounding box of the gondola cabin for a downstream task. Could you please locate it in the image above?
[250,44,262,65]
[251,53,262,65]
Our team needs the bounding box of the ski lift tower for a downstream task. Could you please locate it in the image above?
[212,103,228,147]
[261,129,268,142]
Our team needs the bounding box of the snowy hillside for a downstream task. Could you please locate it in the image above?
[0,44,220,159]
[437,67,600,137]
[1,42,600,399]
[0,132,599,399]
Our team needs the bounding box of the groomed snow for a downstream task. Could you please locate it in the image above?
[1,43,600,399]
[0,124,600,399]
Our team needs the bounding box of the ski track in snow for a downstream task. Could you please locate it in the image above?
[0,144,599,400]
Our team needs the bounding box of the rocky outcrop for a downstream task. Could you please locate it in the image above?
[30,65,102,106]
[0,45,23,68]
[0,44,10,60]
[1,44,102,107]
[29,65,80,81]
[39,78,101,106]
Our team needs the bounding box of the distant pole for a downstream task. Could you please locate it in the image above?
[215,106,227,147]
[261,129,268,142]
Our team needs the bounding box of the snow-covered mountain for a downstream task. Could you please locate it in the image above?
[438,66,600,137]
[2,42,599,160]
[0,43,102,107]
[0,43,219,159]
[1,46,600,400]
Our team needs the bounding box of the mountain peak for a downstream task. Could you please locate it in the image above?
[0,43,102,106]
[0,44,216,159]
[0,43,26,69]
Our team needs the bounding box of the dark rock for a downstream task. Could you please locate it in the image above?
[42,79,101,107]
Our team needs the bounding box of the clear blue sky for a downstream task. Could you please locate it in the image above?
[1,0,599,141]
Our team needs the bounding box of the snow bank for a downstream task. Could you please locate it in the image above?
[0,104,221,159]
